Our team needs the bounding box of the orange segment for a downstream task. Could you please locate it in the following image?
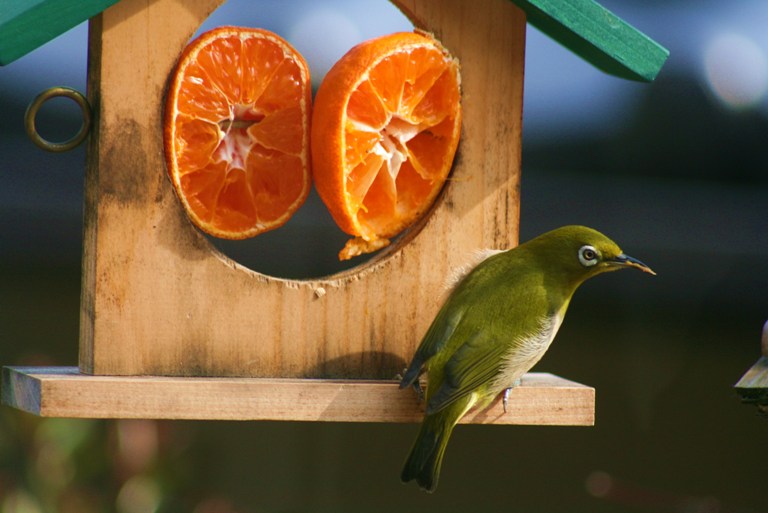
[164,26,311,239]
[311,31,462,260]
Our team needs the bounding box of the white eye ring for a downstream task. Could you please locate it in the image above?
[578,245,599,267]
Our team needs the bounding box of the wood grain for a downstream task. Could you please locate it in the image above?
[2,367,594,425]
[81,0,525,379]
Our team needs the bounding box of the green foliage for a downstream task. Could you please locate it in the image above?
[0,413,213,513]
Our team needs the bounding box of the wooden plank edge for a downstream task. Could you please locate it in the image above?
[1,367,594,426]
[2,365,41,415]
[735,356,768,406]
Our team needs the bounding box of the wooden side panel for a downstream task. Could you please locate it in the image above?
[81,0,525,378]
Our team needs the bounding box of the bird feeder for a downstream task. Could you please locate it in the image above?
[1,0,667,423]
[735,321,768,417]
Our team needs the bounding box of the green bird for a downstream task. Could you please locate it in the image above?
[399,225,655,492]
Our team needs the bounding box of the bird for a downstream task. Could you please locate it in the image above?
[399,225,655,492]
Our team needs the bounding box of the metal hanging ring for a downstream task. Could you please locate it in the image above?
[24,86,92,152]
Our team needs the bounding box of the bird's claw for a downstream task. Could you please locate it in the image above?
[502,379,522,413]
[398,367,426,402]
[412,380,425,402]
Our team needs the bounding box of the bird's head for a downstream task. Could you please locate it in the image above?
[526,225,655,285]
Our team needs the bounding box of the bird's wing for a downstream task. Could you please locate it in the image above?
[399,305,464,389]
[424,276,551,415]
[400,253,510,389]
[424,326,509,414]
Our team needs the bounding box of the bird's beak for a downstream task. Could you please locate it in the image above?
[611,254,656,275]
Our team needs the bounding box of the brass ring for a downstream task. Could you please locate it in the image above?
[24,86,92,152]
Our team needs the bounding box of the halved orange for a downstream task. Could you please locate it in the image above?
[164,26,312,239]
[311,31,462,260]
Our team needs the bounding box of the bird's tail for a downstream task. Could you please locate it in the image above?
[401,405,463,493]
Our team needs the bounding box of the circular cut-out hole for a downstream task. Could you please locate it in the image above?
[178,1,431,280]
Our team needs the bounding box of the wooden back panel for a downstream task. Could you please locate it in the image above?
[80,0,525,378]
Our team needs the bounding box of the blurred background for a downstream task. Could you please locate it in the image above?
[2,0,767,512]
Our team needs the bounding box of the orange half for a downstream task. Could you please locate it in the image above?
[164,26,312,239]
[311,31,462,260]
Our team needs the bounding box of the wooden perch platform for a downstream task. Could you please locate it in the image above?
[735,356,768,416]
[2,367,594,425]
[734,322,768,416]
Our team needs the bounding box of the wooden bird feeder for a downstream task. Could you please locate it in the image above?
[1,0,667,423]
[735,321,768,417]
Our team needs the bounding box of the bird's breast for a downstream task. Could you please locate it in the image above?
[491,314,563,393]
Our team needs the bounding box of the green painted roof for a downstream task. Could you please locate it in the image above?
[0,0,118,66]
[1,0,668,82]
[510,0,669,82]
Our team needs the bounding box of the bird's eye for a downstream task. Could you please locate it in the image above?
[578,245,599,267]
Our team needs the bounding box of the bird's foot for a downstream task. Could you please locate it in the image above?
[412,380,425,402]
[502,379,522,413]
[396,368,425,402]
